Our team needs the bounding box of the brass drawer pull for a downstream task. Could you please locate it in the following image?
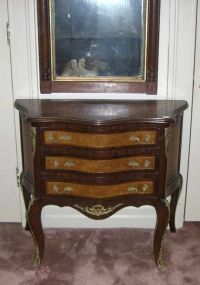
[63,186,74,193]
[53,160,60,167]
[128,161,140,168]
[47,133,71,143]
[52,184,74,193]
[129,135,140,143]
[53,184,60,193]
[48,133,56,142]
[142,184,149,193]
[49,159,76,168]
[64,161,76,167]
[143,160,151,168]
[128,184,149,194]
[59,135,71,142]
[128,160,151,169]
[128,186,138,192]
[129,134,152,144]
[144,134,152,143]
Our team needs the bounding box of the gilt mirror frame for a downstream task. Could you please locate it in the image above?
[37,0,160,94]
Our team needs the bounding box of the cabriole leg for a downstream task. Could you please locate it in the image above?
[169,187,180,233]
[154,199,170,268]
[26,198,44,266]
[21,186,31,231]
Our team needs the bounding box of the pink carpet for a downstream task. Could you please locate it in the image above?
[0,222,200,285]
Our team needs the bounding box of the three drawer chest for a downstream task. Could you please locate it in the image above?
[15,99,188,267]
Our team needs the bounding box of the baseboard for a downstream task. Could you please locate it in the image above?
[18,202,184,229]
[43,206,156,229]
[42,204,184,229]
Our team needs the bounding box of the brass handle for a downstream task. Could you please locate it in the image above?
[64,161,76,167]
[128,186,138,192]
[142,184,149,193]
[144,134,152,143]
[129,135,140,143]
[53,160,60,167]
[53,184,60,193]
[128,160,151,169]
[63,186,74,193]
[143,160,151,168]
[59,135,71,141]
[128,161,140,168]
[48,133,56,142]
[50,160,76,168]
[47,133,71,143]
[128,184,149,194]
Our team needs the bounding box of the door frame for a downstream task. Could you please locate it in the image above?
[185,0,200,221]
[0,0,21,222]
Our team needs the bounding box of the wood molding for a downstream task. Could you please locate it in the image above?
[146,0,161,94]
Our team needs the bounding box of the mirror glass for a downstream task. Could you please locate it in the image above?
[50,0,148,82]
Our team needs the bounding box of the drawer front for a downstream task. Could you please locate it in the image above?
[45,156,156,173]
[46,181,154,198]
[44,130,157,148]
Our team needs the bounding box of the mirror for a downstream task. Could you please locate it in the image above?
[37,0,160,94]
[50,0,147,82]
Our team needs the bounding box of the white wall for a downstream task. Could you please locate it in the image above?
[8,0,197,228]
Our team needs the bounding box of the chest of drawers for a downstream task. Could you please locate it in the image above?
[15,99,188,267]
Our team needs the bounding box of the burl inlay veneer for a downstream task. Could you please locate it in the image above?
[15,99,188,267]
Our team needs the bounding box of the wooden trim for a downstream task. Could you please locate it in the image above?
[50,81,148,94]
[37,0,51,93]
[146,0,161,94]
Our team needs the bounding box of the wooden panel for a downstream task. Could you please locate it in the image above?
[46,181,154,198]
[44,130,157,148]
[45,156,156,173]
[50,81,149,94]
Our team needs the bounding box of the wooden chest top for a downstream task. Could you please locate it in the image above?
[14,99,188,125]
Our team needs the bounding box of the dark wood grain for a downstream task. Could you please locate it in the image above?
[169,186,181,233]
[37,0,51,93]
[154,199,169,267]
[146,0,161,94]
[14,99,188,124]
[27,198,45,266]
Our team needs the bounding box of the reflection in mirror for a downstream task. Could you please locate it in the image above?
[50,0,147,82]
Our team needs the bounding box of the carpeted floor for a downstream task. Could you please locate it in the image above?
[0,222,200,285]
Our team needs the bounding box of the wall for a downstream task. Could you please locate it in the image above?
[8,0,197,228]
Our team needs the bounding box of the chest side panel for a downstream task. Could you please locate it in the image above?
[20,115,35,191]
[166,115,182,182]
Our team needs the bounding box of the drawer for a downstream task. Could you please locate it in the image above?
[46,181,154,198]
[45,156,156,173]
[44,130,157,148]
